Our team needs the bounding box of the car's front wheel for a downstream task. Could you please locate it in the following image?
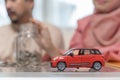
[92,62,102,71]
[57,62,66,71]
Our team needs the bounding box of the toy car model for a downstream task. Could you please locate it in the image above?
[51,48,105,71]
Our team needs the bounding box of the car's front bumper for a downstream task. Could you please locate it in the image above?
[51,61,58,68]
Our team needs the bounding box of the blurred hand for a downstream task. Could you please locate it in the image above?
[30,19,60,58]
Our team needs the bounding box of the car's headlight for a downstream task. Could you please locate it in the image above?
[53,57,64,61]
[59,57,64,60]
[53,57,58,61]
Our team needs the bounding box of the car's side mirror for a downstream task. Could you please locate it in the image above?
[70,53,74,57]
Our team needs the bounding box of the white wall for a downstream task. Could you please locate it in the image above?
[42,0,94,28]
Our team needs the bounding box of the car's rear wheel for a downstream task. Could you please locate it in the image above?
[57,62,66,71]
[93,62,102,71]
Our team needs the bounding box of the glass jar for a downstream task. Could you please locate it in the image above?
[16,23,42,72]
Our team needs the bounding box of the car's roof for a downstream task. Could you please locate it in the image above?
[70,48,100,51]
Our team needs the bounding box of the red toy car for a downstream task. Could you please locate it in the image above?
[51,48,105,71]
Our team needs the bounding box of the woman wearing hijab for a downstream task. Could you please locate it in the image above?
[70,0,120,62]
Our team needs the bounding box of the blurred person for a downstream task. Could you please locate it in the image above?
[70,0,120,62]
[0,0,64,63]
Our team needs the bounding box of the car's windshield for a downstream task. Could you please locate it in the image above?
[63,49,73,56]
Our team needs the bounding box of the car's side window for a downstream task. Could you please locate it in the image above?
[78,49,84,55]
[95,50,101,54]
[73,50,79,56]
[84,50,90,55]
[90,50,95,54]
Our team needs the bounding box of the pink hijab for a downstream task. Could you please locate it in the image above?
[70,8,120,62]
[84,8,120,61]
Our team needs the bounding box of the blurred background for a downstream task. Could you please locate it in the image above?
[0,0,94,49]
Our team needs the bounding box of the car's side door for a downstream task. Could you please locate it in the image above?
[80,49,91,67]
[67,49,80,67]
